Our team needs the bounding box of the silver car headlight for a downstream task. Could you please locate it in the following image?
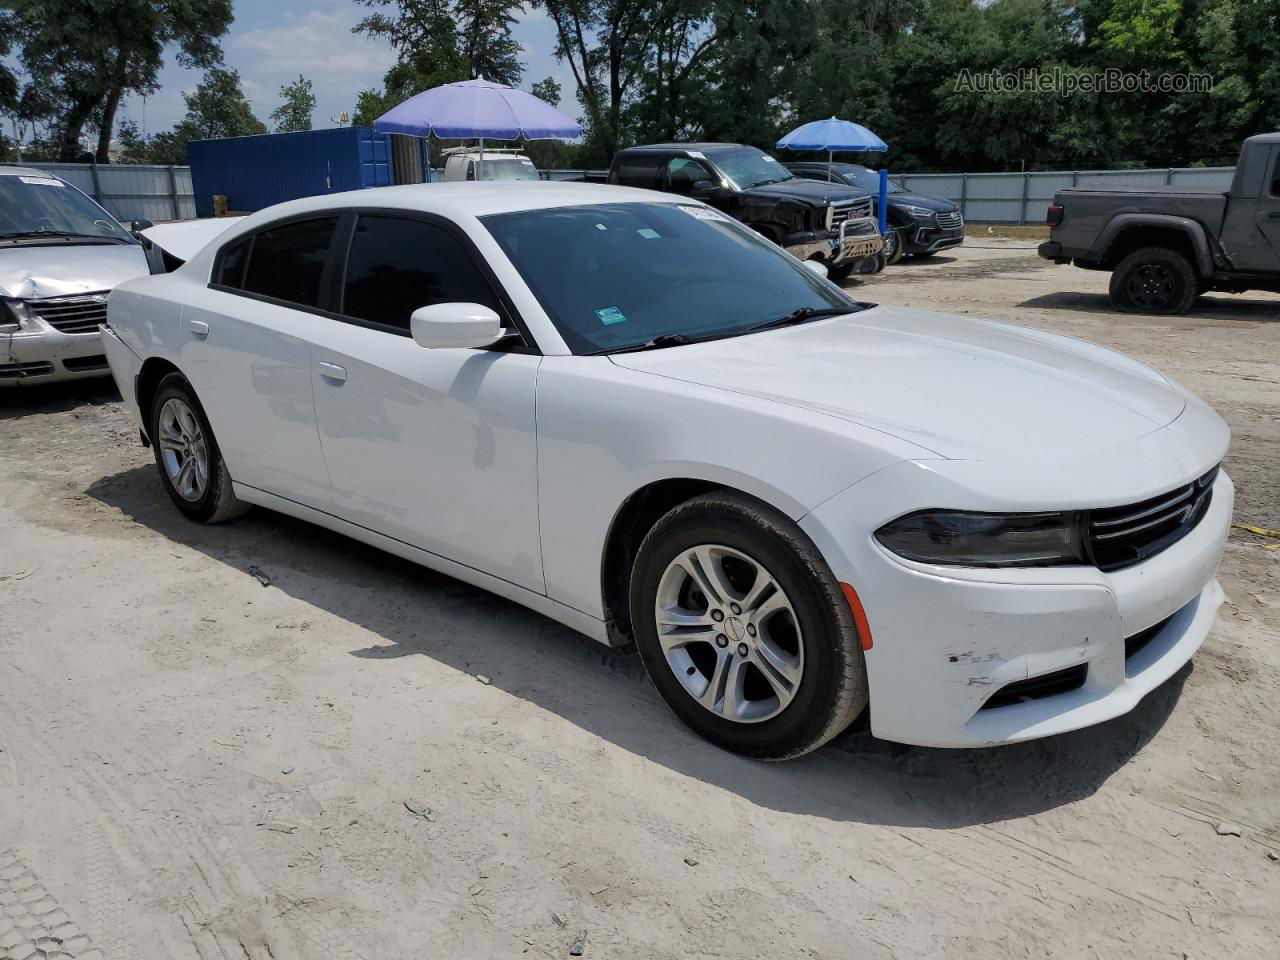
[0,298,31,334]
[902,205,935,219]
[875,510,1086,567]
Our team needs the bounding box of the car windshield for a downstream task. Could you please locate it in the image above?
[841,166,905,194]
[483,202,861,354]
[0,173,129,240]
[706,147,795,189]
[479,158,539,181]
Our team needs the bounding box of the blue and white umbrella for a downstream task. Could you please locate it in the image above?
[777,117,891,233]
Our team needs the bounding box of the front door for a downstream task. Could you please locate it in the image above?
[1257,145,1280,264]
[308,213,544,593]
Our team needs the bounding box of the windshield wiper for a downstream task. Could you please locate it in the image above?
[0,230,130,244]
[751,306,854,331]
[592,333,699,355]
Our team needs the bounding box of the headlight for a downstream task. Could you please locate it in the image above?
[875,510,1086,567]
[0,298,29,334]
[902,205,935,219]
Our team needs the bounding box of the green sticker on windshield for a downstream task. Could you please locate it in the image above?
[637,228,659,239]
[596,306,626,325]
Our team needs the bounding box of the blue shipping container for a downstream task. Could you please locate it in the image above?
[188,126,393,218]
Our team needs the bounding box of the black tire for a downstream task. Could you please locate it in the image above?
[148,372,248,523]
[886,228,907,266]
[828,261,855,282]
[1109,247,1199,314]
[629,491,868,760]
[856,252,886,275]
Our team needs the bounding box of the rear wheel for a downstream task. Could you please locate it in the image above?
[629,491,868,760]
[149,373,248,523]
[1109,247,1199,314]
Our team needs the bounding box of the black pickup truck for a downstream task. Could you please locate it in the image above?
[607,143,885,279]
[1039,132,1280,313]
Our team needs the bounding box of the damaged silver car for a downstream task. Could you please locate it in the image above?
[0,166,153,386]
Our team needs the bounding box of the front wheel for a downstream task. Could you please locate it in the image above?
[886,228,907,265]
[629,492,868,760]
[1109,247,1199,314]
[149,372,248,523]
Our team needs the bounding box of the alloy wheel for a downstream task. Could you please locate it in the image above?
[1125,262,1179,311]
[653,544,804,723]
[157,397,209,502]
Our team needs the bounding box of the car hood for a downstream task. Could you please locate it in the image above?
[608,306,1187,462]
[889,192,957,213]
[741,178,870,206]
[0,243,149,299]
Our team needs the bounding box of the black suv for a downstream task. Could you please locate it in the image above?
[785,162,964,262]
[608,143,884,278]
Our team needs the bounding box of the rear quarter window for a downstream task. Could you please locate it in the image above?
[241,217,338,308]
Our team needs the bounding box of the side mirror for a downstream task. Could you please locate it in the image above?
[690,179,718,199]
[129,218,154,234]
[801,259,829,279]
[410,302,505,349]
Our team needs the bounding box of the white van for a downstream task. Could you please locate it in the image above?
[440,148,540,182]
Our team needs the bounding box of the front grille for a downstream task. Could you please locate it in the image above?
[828,197,873,229]
[26,294,108,334]
[0,361,55,380]
[936,211,963,229]
[1087,467,1217,572]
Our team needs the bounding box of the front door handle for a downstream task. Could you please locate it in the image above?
[1267,211,1280,220]
[318,361,347,383]
[188,318,210,338]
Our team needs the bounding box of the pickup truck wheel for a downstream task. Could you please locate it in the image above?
[1110,247,1199,314]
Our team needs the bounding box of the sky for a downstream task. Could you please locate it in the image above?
[117,0,578,137]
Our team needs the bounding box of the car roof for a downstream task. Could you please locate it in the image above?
[214,181,698,230]
[617,143,749,154]
[0,164,62,179]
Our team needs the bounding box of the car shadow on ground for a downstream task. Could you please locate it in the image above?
[0,378,121,420]
[89,463,1190,830]
[1020,290,1280,321]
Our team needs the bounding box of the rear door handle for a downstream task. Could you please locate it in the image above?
[317,361,347,383]
[188,318,210,338]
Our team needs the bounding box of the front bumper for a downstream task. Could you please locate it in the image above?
[905,221,965,254]
[801,459,1233,748]
[0,325,110,385]
[785,217,885,264]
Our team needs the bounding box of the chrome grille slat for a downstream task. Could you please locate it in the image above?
[1092,501,1199,542]
[1091,485,1195,529]
[27,294,108,334]
[936,211,963,228]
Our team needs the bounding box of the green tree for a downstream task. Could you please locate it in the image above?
[182,67,266,140]
[10,0,233,162]
[356,0,523,87]
[270,74,315,133]
[531,75,562,107]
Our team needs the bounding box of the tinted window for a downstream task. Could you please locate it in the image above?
[215,237,250,288]
[666,157,712,195]
[341,215,502,331]
[483,202,859,354]
[612,154,664,190]
[243,217,337,307]
[1271,154,1280,197]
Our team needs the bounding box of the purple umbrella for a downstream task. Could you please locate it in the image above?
[374,78,581,179]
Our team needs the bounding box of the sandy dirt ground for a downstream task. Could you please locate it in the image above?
[1,241,1278,960]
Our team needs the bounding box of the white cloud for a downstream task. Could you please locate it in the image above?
[233,9,396,82]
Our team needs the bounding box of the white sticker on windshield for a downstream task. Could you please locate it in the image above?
[676,205,728,222]
[686,150,707,160]
[17,176,64,187]
[762,155,778,163]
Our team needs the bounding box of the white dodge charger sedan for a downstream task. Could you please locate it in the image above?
[101,182,1232,759]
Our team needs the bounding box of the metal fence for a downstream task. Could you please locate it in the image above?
[22,161,196,222]
[19,160,1236,226]
[896,166,1236,224]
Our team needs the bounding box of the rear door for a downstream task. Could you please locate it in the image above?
[307,212,544,592]
[180,216,338,510]
[1258,145,1280,263]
